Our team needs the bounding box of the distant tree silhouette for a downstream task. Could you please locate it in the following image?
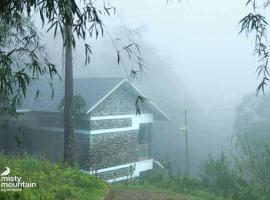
[58,94,86,114]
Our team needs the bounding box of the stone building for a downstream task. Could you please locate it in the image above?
[0,78,169,182]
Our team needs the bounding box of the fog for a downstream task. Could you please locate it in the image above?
[36,0,263,174]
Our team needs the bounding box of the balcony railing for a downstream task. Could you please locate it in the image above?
[138,144,148,160]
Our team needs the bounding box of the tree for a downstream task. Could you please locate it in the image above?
[63,9,75,165]
[233,93,270,187]
[234,93,270,141]
[58,94,86,114]
[0,16,58,115]
[240,0,270,94]
[0,0,144,165]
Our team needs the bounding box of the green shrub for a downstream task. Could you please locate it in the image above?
[199,152,268,200]
[141,151,268,200]
[199,152,237,197]
[140,164,225,199]
[0,153,108,200]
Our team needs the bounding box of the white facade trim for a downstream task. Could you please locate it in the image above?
[107,176,130,183]
[16,109,31,113]
[84,159,153,183]
[90,127,138,135]
[90,114,135,120]
[107,159,153,183]
[90,114,153,122]
[90,162,136,173]
[132,113,153,128]
[90,113,153,135]
[34,114,153,135]
[37,127,90,134]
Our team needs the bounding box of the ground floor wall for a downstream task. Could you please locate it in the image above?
[89,130,139,170]
[0,112,155,181]
[0,124,91,170]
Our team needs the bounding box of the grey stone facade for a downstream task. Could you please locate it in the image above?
[89,130,138,169]
[97,166,130,180]
[90,118,132,130]
[91,81,151,117]
[87,81,151,172]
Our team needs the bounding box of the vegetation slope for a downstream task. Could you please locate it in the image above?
[0,154,108,200]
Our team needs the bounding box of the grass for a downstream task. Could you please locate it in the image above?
[0,153,108,200]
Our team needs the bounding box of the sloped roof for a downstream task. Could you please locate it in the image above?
[22,78,123,112]
[21,78,170,120]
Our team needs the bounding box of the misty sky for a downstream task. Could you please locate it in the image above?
[34,0,265,169]
[41,0,262,129]
[101,0,262,157]
[107,0,259,111]
[42,0,260,113]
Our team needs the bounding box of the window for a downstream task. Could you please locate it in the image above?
[139,123,150,145]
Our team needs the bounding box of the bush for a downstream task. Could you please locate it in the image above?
[140,152,268,200]
[199,152,237,197]
[140,162,224,199]
[200,152,268,200]
[0,153,108,200]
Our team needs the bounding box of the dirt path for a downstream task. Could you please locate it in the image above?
[110,188,191,200]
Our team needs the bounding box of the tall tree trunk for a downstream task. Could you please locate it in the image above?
[63,24,74,165]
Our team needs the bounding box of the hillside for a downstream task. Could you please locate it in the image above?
[0,154,108,200]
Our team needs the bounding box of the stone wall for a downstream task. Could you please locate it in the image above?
[90,118,132,130]
[89,130,138,169]
[88,82,147,170]
[91,81,151,117]
[97,166,130,180]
